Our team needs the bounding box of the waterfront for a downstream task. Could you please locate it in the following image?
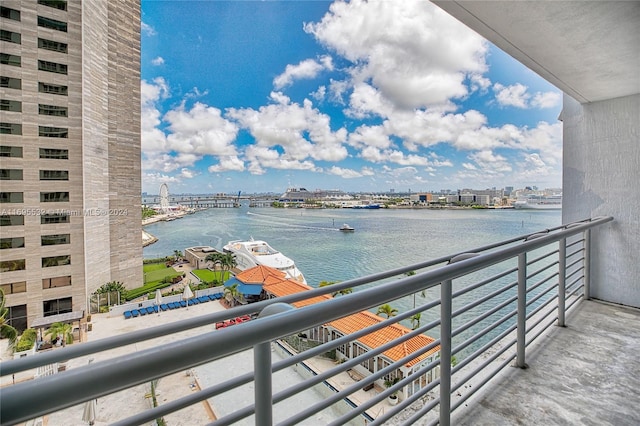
[144,205,562,287]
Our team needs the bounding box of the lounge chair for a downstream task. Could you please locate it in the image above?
[192,298,199,305]
[131,309,139,317]
[167,302,176,309]
[152,305,160,313]
[146,306,155,314]
[179,300,187,307]
[160,304,169,311]
[198,296,209,303]
[124,311,132,319]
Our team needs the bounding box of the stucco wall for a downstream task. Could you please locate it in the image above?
[562,94,640,308]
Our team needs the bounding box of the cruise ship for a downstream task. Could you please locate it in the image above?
[223,239,307,283]
[513,194,562,210]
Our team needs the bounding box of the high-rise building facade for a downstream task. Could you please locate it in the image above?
[0,0,142,332]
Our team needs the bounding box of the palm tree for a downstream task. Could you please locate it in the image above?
[223,283,243,307]
[46,322,74,346]
[0,288,18,351]
[173,249,182,262]
[219,253,237,278]
[376,304,398,319]
[205,252,223,270]
[318,280,352,296]
[410,313,421,330]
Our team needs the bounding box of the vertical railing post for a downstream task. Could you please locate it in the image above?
[516,253,527,368]
[558,238,567,327]
[439,279,452,426]
[254,302,294,426]
[254,341,272,426]
[584,229,591,299]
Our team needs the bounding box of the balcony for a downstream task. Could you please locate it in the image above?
[2,215,638,425]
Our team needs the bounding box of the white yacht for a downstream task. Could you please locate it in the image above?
[223,239,307,283]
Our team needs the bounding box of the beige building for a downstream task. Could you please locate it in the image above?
[1,0,142,331]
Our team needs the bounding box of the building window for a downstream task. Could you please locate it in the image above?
[42,275,71,289]
[42,255,70,267]
[0,146,23,157]
[0,6,21,21]
[6,304,27,333]
[39,126,68,138]
[0,237,25,249]
[41,214,69,224]
[37,16,68,32]
[39,148,68,159]
[39,104,67,116]
[38,37,68,53]
[39,170,68,181]
[0,53,21,67]
[0,192,23,203]
[38,82,67,96]
[38,60,67,75]
[1,76,21,89]
[43,297,72,317]
[40,192,69,202]
[0,169,23,180]
[0,281,27,295]
[0,259,26,272]
[0,100,22,112]
[0,122,22,135]
[41,234,70,246]
[0,215,24,226]
[0,30,21,44]
[38,0,68,11]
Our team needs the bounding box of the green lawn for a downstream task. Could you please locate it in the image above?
[143,263,182,283]
[143,262,170,273]
[193,269,229,283]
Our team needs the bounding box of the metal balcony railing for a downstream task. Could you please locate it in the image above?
[0,216,613,426]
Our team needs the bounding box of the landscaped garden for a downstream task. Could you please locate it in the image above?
[192,269,230,284]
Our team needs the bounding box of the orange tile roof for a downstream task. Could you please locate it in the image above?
[328,310,439,367]
[238,265,439,367]
[235,265,286,284]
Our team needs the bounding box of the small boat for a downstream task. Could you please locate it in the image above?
[339,224,355,232]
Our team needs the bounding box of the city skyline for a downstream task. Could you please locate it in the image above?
[140,0,563,195]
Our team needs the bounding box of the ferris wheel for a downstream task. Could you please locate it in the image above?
[159,183,170,213]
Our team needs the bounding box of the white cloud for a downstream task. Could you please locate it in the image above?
[227,94,348,169]
[493,83,529,108]
[273,55,334,89]
[151,56,165,66]
[531,91,561,109]
[141,78,169,152]
[141,22,156,36]
[326,166,365,178]
[208,156,245,173]
[164,102,239,156]
[305,0,488,109]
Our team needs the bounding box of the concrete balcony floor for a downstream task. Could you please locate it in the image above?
[452,299,640,426]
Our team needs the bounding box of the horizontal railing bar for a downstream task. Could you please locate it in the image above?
[566,238,584,250]
[526,297,557,329]
[452,322,517,374]
[527,273,558,298]
[566,257,583,271]
[452,292,516,342]
[452,279,517,321]
[452,266,517,298]
[526,314,559,348]
[566,246,584,258]
[526,282,557,307]
[527,248,558,266]
[567,279,585,298]
[567,293,584,310]
[526,260,559,281]
[450,352,516,413]
[453,306,517,356]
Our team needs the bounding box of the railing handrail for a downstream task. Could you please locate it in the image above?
[0,216,613,425]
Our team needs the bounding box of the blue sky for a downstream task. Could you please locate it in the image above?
[140,0,563,195]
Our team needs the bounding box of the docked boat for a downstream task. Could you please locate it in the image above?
[513,194,562,210]
[339,224,355,232]
[223,239,307,284]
